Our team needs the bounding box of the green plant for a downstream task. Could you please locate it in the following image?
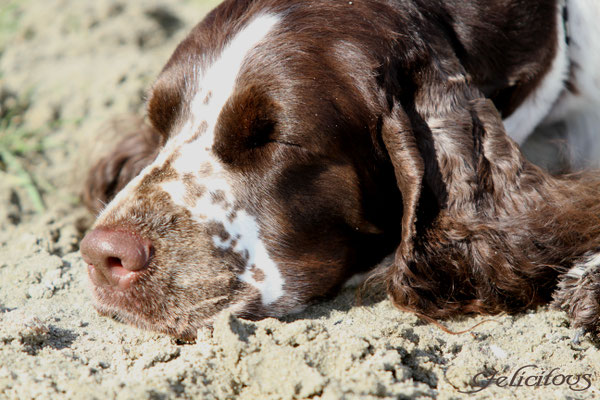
[0,1,25,53]
[0,103,46,213]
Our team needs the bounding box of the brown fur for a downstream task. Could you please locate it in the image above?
[371,95,600,333]
[81,0,600,337]
[83,117,163,214]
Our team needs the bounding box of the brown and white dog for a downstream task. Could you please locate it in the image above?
[80,0,600,339]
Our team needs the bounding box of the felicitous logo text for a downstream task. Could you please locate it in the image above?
[460,364,593,393]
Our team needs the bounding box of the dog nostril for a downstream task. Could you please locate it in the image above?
[80,228,153,289]
[107,256,124,269]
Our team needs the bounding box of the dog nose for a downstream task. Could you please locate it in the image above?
[80,228,153,290]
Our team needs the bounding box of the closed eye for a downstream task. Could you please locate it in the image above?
[270,139,302,148]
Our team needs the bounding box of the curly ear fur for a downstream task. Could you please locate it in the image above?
[82,117,163,215]
[374,70,600,333]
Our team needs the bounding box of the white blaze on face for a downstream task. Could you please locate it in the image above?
[100,14,285,306]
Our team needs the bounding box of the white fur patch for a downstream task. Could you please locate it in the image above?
[164,14,284,306]
[566,264,586,279]
[160,179,285,305]
[100,14,285,306]
[503,1,570,144]
[568,251,600,279]
[541,0,600,167]
[214,210,284,304]
[546,0,600,121]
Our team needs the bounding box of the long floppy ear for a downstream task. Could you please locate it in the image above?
[381,104,424,261]
[377,101,439,314]
[376,70,566,319]
[374,72,489,314]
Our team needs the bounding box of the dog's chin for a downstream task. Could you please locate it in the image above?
[92,301,204,341]
[90,286,208,341]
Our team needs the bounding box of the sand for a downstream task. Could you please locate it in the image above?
[1,0,599,398]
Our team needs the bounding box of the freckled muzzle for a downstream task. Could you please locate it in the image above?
[81,186,267,339]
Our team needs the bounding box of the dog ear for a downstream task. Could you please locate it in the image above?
[378,101,452,315]
[380,103,424,271]
[375,71,563,318]
[82,117,163,215]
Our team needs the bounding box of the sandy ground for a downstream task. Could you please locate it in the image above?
[1,0,599,399]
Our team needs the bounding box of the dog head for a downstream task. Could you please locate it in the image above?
[80,7,411,338]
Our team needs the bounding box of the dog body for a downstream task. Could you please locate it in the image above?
[81,0,600,339]
[518,0,600,170]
